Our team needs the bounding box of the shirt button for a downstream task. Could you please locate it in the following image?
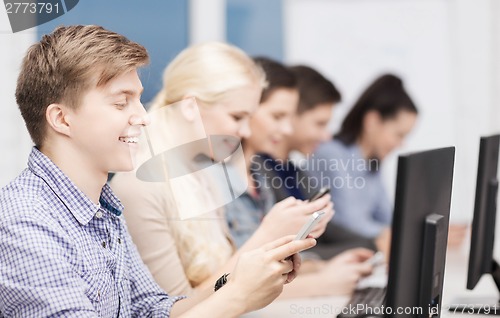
[118,238,122,244]
[102,241,106,248]
[95,211,103,218]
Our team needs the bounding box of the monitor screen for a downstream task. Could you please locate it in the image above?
[385,147,455,318]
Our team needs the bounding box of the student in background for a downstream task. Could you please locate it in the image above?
[110,42,332,299]
[309,74,417,238]
[307,72,465,248]
[263,65,391,259]
[226,57,374,298]
[0,26,315,317]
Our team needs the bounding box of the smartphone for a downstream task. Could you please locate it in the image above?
[295,211,326,240]
[365,251,385,266]
[308,187,331,201]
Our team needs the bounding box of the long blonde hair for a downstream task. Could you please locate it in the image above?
[149,42,266,287]
[151,41,266,109]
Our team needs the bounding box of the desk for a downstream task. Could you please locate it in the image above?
[244,248,498,317]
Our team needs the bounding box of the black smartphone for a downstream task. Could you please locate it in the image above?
[308,186,330,201]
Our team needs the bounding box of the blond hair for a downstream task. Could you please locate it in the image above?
[149,42,265,287]
[151,42,265,109]
[15,25,149,147]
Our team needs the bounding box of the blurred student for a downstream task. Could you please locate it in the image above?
[226,57,374,298]
[307,73,466,248]
[261,65,390,258]
[110,42,331,299]
[309,74,418,238]
[0,26,315,317]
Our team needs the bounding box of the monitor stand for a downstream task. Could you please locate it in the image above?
[420,214,448,318]
[449,181,500,315]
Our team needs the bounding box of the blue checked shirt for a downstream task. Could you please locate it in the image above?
[0,148,184,317]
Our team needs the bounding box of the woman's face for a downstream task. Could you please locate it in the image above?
[366,109,417,160]
[246,88,299,155]
[198,83,262,153]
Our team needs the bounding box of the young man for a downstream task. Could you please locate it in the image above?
[0,25,315,317]
[225,58,372,298]
[270,65,390,259]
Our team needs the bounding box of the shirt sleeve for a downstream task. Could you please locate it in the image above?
[332,180,388,238]
[372,177,393,225]
[308,144,351,227]
[0,215,99,317]
[111,173,194,297]
[312,141,398,238]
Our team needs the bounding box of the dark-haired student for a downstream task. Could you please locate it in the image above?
[226,57,374,298]
[309,73,468,248]
[0,25,316,317]
[309,74,417,239]
[262,65,392,259]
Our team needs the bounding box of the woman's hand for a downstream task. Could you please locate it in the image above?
[259,195,334,241]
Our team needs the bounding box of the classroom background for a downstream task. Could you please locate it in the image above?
[1,0,499,248]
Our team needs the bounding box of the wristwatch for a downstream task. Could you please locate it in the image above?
[214,273,230,291]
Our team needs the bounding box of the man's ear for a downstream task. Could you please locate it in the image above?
[45,103,72,137]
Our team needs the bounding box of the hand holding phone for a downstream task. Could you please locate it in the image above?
[308,187,331,201]
[295,211,326,240]
[364,251,385,266]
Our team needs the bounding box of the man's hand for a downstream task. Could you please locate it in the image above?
[224,235,316,312]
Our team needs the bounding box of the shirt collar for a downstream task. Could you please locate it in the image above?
[99,184,124,217]
[28,147,123,225]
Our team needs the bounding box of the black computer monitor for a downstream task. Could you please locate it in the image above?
[449,134,500,315]
[385,147,455,318]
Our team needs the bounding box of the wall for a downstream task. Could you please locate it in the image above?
[0,1,189,186]
[1,1,499,226]
[0,8,34,187]
[285,0,500,223]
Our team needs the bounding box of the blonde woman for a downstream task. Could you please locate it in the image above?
[110,42,332,297]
